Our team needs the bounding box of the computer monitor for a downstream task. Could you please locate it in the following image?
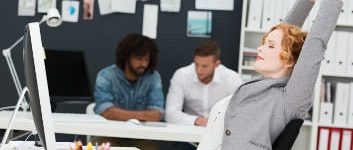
[23,22,56,150]
[44,49,93,104]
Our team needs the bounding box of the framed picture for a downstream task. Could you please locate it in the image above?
[187,11,212,38]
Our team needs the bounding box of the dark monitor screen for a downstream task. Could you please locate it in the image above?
[44,50,92,103]
[23,23,56,150]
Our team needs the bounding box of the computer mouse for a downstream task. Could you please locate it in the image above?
[127,119,141,125]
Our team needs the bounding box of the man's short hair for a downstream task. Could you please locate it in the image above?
[194,39,220,60]
[115,33,159,71]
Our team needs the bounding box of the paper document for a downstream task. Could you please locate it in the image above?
[160,0,181,12]
[111,0,137,14]
[142,4,159,39]
[38,0,56,13]
[62,0,80,22]
[195,0,234,11]
[18,0,36,16]
[98,0,113,15]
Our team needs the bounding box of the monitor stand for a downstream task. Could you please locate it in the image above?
[34,135,43,147]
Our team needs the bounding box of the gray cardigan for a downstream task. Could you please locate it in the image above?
[222,0,343,149]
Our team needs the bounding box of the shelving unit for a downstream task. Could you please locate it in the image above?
[239,0,353,149]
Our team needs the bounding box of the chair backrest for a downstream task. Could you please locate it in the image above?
[272,119,304,150]
[85,103,96,142]
[86,103,95,114]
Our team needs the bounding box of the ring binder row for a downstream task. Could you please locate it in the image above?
[321,31,353,75]
[246,0,353,31]
[317,127,353,150]
[319,81,353,126]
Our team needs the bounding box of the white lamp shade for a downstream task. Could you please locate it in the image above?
[46,8,62,27]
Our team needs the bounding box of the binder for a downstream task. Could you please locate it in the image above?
[247,0,263,30]
[317,127,330,150]
[301,15,311,31]
[321,32,336,73]
[333,82,350,125]
[334,32,349,73]
[347,33,353,74]
[348,82,353,125]
[320,79,326,103]
[326,81,332,104]
[273,0,282,24]
[337,0,349,25]
[348,0,353,25]
[341,129,352,150]
[329,128,341,150]
[278,0,289,23]
[261,0,275,30]
[307,0,321,30]
[319,102,333,124]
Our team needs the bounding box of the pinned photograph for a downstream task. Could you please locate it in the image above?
[83,0,94,20]
[187,11,212,37]
[18,0,36,16]
[62,0,80,22]
[38,0,56,13]
[98,0,113,15]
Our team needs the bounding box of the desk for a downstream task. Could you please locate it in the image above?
[2,141,140,150]
[0,111,205,143]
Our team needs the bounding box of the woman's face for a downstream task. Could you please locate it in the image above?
[254,29,290,78]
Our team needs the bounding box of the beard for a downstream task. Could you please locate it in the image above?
[197,73,214,83]
[128,63,147,77]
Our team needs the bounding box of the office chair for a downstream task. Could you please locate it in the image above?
[86,103,96,142]
[272,119,304,150]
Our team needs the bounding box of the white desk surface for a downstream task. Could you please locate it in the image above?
[3,141,140,150]
[0,111,205,143]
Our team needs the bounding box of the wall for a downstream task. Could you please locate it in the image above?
[0,0,243,108]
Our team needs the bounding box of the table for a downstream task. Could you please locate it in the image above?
[0,111,205,143]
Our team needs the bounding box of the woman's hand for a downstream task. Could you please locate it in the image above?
[195,117,208,126]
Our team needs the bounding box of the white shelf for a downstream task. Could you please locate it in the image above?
[318,123,353,130]
[303,120,313,127]
[241,66,255,71]
[321,73,353,78]
[337,24,353,28]
[243,47,257,54]
[244,28,267,33]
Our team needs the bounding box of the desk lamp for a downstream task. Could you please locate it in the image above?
[2,8,62,111]
[0,8,62,149]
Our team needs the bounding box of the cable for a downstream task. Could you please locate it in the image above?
[0,106,16,111]
[18,132,33,149]
[10,131,32,141]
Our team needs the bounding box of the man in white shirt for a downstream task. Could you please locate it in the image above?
[165,39,242,126]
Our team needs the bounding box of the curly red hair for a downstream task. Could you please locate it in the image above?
[262,23,307,71]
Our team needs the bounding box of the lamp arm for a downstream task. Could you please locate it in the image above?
[4,15,46,52]
[0,87,28,150]
[1,15,48,111]
[2,51,23,99]
[2,45,29,111]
